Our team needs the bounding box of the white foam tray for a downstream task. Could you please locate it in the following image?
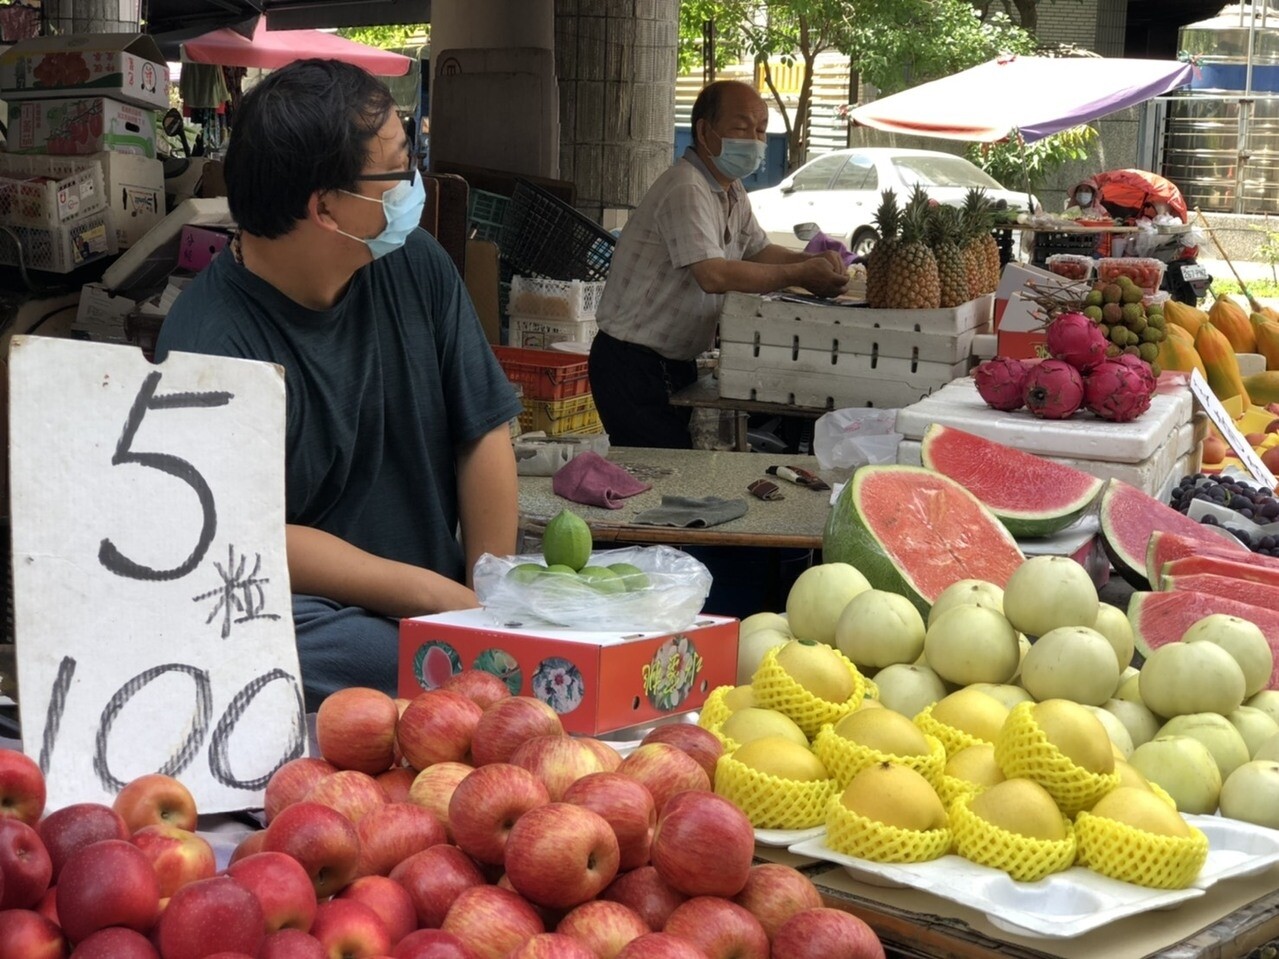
[790,813,1279,940]
[755,826,825,848]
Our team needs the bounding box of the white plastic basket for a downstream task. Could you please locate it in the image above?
[0,154,106,230]
[509,275,606,321]
[0,210,116,273]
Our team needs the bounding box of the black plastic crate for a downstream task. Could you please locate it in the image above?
[1030,230,1098,267]
[500,179,615,283]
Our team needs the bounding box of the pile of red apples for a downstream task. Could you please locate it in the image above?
[0,672,885,959]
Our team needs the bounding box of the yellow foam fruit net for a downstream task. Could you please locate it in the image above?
[750,646,876,739]
[994,701,1121,817]
[813,724,947,789]
[825,796,952,864]
[913,703,992,757]
[1074,812,1208,890]
[714,752,839,830]
[706,722,741,755]
[936,772,987,810]
[949,792,1077,883]
[698,685,734,731]
[1148,781,1178,811]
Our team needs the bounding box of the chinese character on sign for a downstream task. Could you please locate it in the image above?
[193,544,281,639]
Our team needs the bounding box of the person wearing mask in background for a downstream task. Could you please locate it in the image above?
[589,79,849,449]
[155,60,522,709]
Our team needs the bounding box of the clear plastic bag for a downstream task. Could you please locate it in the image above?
[814,408,903,475]
[473,545,712,632]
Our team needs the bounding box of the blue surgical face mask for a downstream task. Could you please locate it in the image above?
[338,174,426,259]
[1076,190,1095,207]
[710,135,766,181]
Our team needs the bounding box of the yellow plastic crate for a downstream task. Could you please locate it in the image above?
[519,392,601,435]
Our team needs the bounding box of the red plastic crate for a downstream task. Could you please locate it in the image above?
[493,345,591,402]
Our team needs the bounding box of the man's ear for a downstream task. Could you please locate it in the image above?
[309,190,340,232]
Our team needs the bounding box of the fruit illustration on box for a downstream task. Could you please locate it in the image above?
[31,51,91,88]
[411,640,461,690]
[531,656,585,713]
[472,647,522,695]
[643,635,703,711]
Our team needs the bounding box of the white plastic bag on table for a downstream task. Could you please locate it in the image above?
[814,408,903,475]
[473,545,712,632]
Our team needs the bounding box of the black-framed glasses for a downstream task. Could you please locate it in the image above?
[353,146,419,186]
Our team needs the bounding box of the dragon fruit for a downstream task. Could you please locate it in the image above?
[1023,359,1085,419]
[1083,360,1154,422]
[974,356,1032,411]
[1046,312,1109,372]
[1110,352,1158,396]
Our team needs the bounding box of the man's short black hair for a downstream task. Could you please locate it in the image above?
[224,59,397,238]
[690,79,752,135]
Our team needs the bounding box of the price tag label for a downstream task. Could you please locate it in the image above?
[9,337,305,812]
[1189,368,1278,490]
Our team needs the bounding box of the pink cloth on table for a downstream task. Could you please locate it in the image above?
[552,452,651,510]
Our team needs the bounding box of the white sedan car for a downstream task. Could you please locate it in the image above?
[748,147,1036,256]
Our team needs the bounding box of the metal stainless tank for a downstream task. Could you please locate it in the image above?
[1165,4,1279,213]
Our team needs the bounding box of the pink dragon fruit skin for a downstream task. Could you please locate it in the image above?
[1083,360,1153,422]
[1023,359,1085,419]
[1111,352,1158,396]
[974,356,1032,411]
[1046,312,1109,372]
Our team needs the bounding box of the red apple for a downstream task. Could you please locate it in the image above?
[355,801,447,877]
[441,670,512,711]
[650,791,753,898]
[258,928,326,959]
[154,876,265,959]
[616,745,710,814]
[37,803,129,881]
[112,774,198,833]
[336,875,416,946]
[388,844,485,929]
[129,824,215,899]
[615,933,706,959]
[732,863,823,940]
[579,738,623,772]
[600,866,686,931]
[0,749,45,826]
[407,762,472,838]
[0,908,65,959]
[262,801,360,898]
[440,885,544,959]
[563,772,656,871]
[310,898,392,959]
[447,764,549,865]
[0,818,52,909]
[397,691,484,770]
[664,897,768,959]
[66,926,159,958]
[470,698,563,766]
[35,886,57,927]
[504,802,620,909]
[377,768,417,805]
[639,725,723,783]
[264,758,339,824]
[505,934,596,959]
[392,929,478,959]
[227,829,267,867]
[557,900,649,959]
[494,874,563,931]
[303,769,387,825]
[770,907,886,959]
[509,736,608,801]
[316,687,400,775]
[56,839,160,943]
[226,851,317,934]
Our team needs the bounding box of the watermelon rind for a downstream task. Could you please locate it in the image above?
[1129,589,1279,689]
[919,424,1103,539]
[823,464,1024,618]
[1145,529,1257,589]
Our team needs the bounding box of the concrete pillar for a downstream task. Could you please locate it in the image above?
[555,0,679,224]
[43,0,141,32]
[429,0,559,178]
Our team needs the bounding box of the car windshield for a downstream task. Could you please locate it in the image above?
[892,155,1004,190]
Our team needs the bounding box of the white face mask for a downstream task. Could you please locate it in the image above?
[336,175,426,259]
[711,135,766,181]
[1076,191,1095,207]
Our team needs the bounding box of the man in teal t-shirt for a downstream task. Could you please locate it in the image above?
[156,60,521,709]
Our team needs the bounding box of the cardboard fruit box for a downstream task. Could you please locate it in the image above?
[399,609,738,736]
[0,34,169,111]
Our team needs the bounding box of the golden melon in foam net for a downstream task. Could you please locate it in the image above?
[1075,787,1208,889]
[813,711,946,789]
[751,643,874,738]
[950,779,1077,883]
[715,738,839,830]
[914,687,1010,757]
[995,700,1121,816]
[825,763,952,863]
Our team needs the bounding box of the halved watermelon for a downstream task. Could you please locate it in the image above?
[1160,555,1279,592]
[1162,572,1279,610]
[1146,530,1260,589]
[1099,480,1244,590]
[823,464,1025,617]
[919,424,1103,538]
[1130,590,1279,689]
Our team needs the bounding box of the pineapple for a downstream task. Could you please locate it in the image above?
[885,188,941,310]
[962,188,1002,294]
[865,190,900,309]
[929,205,970,309]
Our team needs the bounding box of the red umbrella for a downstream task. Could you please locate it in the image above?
[182,16,412,76]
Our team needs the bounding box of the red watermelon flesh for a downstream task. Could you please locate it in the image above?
[1162,572,1279,610]
[919,424,1103,538]
[1146,530,1257,588]
[1161,555,1279,592]
[1100,479,1244,590]
[1130,590,1279,689]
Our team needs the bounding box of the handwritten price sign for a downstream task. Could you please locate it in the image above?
[9,337,305,812]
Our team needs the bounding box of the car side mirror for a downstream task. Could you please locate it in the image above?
[779,179,795,194]
[793,222,821,241]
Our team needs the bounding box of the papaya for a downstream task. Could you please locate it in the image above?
[1243,371,1279,406]
[1251,313,1279,371]
[1195,319,1251,407]
[1208,295,1257,353]
[1262,305,1279,324]
[1165,322,1195,345]
[1163,300,1208,338]
[1156,331,1206,376]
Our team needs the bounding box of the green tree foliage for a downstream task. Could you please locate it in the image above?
[336,24,429,49]
[966,125,1098,196]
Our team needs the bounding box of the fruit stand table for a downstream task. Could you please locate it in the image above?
[669,375,829,452]
[517,447,841,550]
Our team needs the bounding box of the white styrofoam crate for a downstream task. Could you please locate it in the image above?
[718,360,960,409]
[0,153,105,229]
[722,290,993,334]
[508,312,598,351]
[719,340,970,385]
[509,275,605,321]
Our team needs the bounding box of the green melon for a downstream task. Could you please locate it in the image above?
[1129,590,1279,689]
[822,464,1024,618]
[919,424,1103,538]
